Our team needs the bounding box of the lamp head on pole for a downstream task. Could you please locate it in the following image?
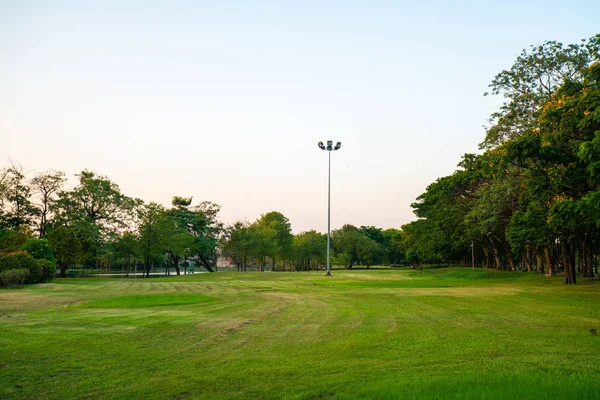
[334,142,341,150]
[318,141,325,150]
[326,140,333,151]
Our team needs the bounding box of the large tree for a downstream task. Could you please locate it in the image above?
[482,35,600,149]
[30,170,66,238]
[47,226,82,277]
[53,170,135,267]
[293,230,326,271]
[254,211,293,271]
[0,163,38,231]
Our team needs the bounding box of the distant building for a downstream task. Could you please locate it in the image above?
[216,256,235,268]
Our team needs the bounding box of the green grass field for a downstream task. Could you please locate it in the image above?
[1,268,599,399]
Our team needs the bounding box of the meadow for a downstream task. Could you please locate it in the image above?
[1,268,599,399]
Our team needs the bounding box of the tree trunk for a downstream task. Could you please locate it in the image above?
[506,248,516,271]
[483,247,491,269]
[535,248,543,274]
[198,255,215,273]
[562,240,576,284]
[492,247,502,269]
[544,247,554,276]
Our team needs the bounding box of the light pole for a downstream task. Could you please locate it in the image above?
[318,140,341,276]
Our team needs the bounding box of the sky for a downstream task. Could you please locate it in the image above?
[1,1,599,233]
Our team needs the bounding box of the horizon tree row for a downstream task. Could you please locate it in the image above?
[0,165,406,283]
[0,168,222,279]
[221,217,404,271]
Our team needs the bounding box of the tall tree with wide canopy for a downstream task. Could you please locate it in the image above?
[0,163,38,231]
[53,170,136,267]
[482,35,600,149]
[30,170,66,238]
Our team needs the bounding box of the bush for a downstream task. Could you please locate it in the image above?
[0,253,22,273]
[37,259,57,282]
[13,252,42,284]
[0,268,29,287]
[0,230,30,252]
[0,252,55,284]
[21,239,55,264]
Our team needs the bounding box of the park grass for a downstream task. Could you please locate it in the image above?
[1,267,599,399]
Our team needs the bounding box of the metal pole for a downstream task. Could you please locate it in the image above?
[326,150,331,276]
[471,241,475,269]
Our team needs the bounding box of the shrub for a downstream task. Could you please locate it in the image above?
[0,230,30,252]
[21,239,56,264]
[13,252,42,284]
[0,268,29,288]
[36,259,57,282]
[0,253,21,273]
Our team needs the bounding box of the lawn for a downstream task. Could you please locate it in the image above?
[1,268,599,399]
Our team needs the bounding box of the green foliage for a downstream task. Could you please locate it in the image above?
[46,226,83,276]
[0,267,29,287]
[20,238,55,263]
[293,230,326,271]
[0,163,39,231]
[331,224,383,268]
[0,252,21,273]
[53,170,137,266]
[36,259,56,282]
[482,34,600,149]
[0,229,30,252]
[13,251,43,284]
[30,170,66,237]
[0,251,50,285]
[407,34,600,282]
[253,211,293,270]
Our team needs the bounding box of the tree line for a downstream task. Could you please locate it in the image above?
[0,165,405,285]
[401,34,600,284]
[221,218,403,271]
[0,167,222,283]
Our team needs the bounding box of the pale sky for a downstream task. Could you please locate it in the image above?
[1,1,599,233]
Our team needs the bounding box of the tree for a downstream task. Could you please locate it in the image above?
[137,202,168,277]
[167,197,222,273]
[111,232,139,276]
[0,162,38,231]
[46,226,82,277]
[0,229,31,253]
[21,238,55,264]
[222,221,254,271]
[30,170,66,238]
[331,224,381,269]
[53,170,135,267]
[254,211,293,271]
[382,228,405,265]
[293,230,326,271]
[482,35,600,149]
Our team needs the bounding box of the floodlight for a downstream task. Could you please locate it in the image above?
[317,139,343,276]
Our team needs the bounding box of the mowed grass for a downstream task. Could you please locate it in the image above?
[1,268,599,399]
